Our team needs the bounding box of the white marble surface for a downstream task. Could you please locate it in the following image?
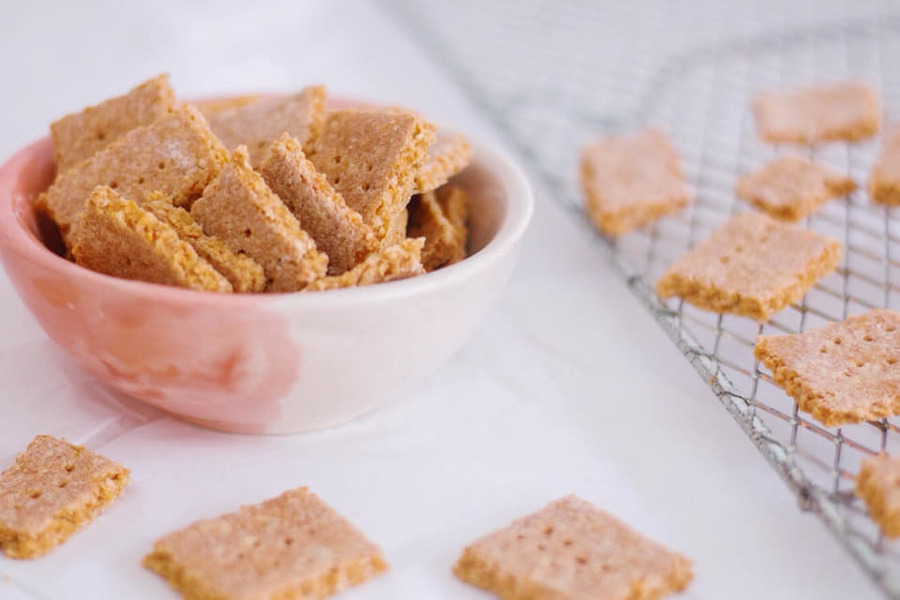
[0,1,884,598]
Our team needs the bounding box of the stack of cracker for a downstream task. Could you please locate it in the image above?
[39,74,474,293]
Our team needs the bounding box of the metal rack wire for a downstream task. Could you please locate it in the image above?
[385,1,900,596]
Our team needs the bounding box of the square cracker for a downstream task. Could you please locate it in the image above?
[736,155,856,222]
[755,309,900,426]
[857,454,900,538]
[305,238,424,291]
[753,82,881,143]
[40,105,229,247]
[73,187,233,292]
[580,129,691,236]
[145,196,265,293]
[191,147,327,292]
[207,86,326,167]
[656,212,841,322]
[407,185,468,271]
[413,131,471,194]
[453,494,693,600]
[0,435,130,559]
[50,73,176,171]
[260,134,378,275]
[868,124,900,206]
[143,487,388,600]
[307,108,436,244]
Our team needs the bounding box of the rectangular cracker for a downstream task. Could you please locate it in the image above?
[260,134,378,275]
[40,105,229,247]
[736,155,856,222]
[50,74,176,171]
[0,435,130,559]
[754,309,900,426]
[413,131,471,194]
[73,187,233,292]
[869,124,900,206]
[307,108,436,245]
[191,147,327,292]
[753,82,881,143]
[454,494,693,600]
[207,86,326,167]
[857,455,900,538]
[145,196,265,292]
[305,238,425,291]
[580,129,691,236]
[407,185,468,271]
[656,212,841,322]
[143,487,388,600]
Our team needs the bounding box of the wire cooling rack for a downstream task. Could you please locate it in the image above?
[385,1,900,595]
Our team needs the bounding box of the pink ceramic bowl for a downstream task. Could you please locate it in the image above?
[0,131,532,433]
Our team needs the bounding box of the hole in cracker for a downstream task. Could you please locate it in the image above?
[864,335,874,342]
[888,325,897,333]
[362,182,371,192]
[563,539,573,546]
[58,480,68,488]
[819,346,827,354]
[719,256,730,265]
[833,337,842,345]
[888,358,897,366]
[333,155,342,164]
[516,534,525,540]
[284,537,294,546]
[243,228,252,238]
[537,544,546,551]
[734,245,744,253]
[576,556,588,565]
[365,162,373,172]
[29,490,41,499]
[96,132,106,141]
[855,359,865,368]
[137,176,145,185]
[109,181,119,190]
[543,525,554,536]
[65,464,75,472]
[333,176,341,185]
[158,161,166,170]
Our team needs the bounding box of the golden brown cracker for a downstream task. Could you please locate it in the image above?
[454,495,693,600]
[755,309,900,427]
[753,82,881,143]
[73,187,232,292]
[857,454,900,538]
[656,212,841,322]
[869,124,900,206]
[407,186,468,271]
[305,238,424,291]
[194,95,261,120]
[414,131,471,194]
[50,74,176,171]
[191,147,327,292]
[143,487,388,600]
[260,134,378,275]
[0,435,130,559]
[580,129,691,236]
[736,155,856,221]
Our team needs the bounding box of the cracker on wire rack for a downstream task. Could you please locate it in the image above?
[869,124,900,206]
[407,186,468,271]
[413,131,471,194]
[305,238,424,291]
[857,454,900,538]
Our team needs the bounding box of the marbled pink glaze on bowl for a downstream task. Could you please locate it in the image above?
[0,128,532,433]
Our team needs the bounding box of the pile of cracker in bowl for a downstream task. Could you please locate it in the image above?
[38,75,471,293]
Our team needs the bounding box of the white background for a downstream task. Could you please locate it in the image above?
[0,1,885,598]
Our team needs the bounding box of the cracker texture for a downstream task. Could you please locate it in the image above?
[869,124,900,206]
[414,131,471,194]
[306,238,424,291]
[407,185,468,271]
[857,455,900,538]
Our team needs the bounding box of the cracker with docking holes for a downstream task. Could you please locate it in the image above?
[408,185,469,271]
[306,238,425,291]
[857,454,900,538]
[580,129,691,236]
[145,196,265,292]
[869,124,900,206]
[40,105,228,247]
[736,155,856,222]
[73,187,233,292]
[656,212,841,322]
[191,147,327,292]
[307,108,436,245]
[0,435,130,559]
[207,86,326,167]
[143,487,388,600]
[753,82,881,143]
[454,494,693,600]
[50,74,176,172]
[754,309,900,427]
[414,131,471,194]
[260,134,378,275]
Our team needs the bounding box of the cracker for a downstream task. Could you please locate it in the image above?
[143,487,388,600]
[407,186,468,271]
[40,105,229,247]
[453,494,693,600]
[0,435,130,559]
[736,155,856,222]
[305,238,425,291]
[580,129,691,236]
[868,124,900,206]
[194,95,261,120]
[50,74,176,171]
[414,131,471,194]
[857,454,900,538]
[145,196,265,293]
[73,187,232,292]
[753,82,881,143]
[755,309,900,426]
[260,134,378,275]
[656,212,841,322]
[307,108,436,244]
[191,147,327,292]
[207,86,326,166]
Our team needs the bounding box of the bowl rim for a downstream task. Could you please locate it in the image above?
[0,132,533,307]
